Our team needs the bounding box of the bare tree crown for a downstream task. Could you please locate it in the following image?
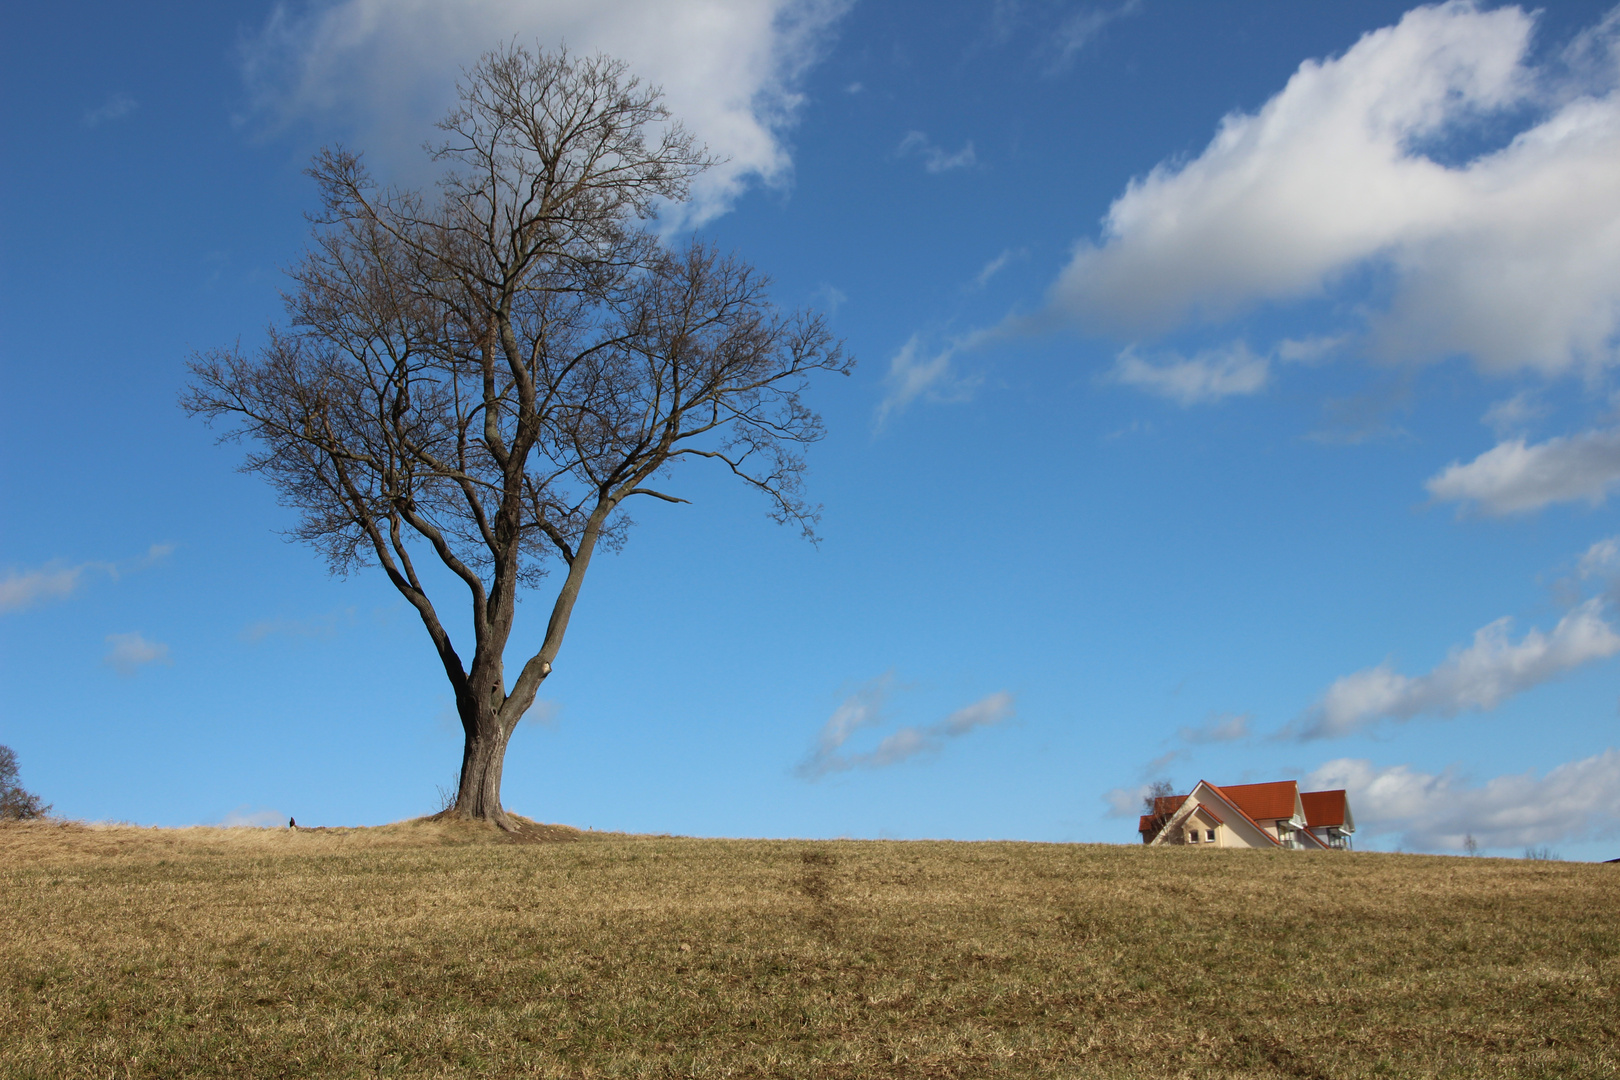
[182,45,851,826]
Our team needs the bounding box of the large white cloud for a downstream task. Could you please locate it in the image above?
[1308,748,1620,852]
[240,0,850,226]
[1426,427,1620,514]
[1049,2,1620,377]
[1292,598,1620,739]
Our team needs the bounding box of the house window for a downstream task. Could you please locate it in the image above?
[1206,828,1216,842]
[1188,831,1199,843]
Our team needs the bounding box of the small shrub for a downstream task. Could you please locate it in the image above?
[0,745,51,821]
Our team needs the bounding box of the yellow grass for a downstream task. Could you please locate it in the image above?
[1,819,1615,1078]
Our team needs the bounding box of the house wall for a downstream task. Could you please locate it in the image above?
[1178,807,1228,848]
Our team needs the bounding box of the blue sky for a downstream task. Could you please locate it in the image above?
[4,0,1620,858]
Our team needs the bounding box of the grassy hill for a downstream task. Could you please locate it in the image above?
[2,819,1614,1078]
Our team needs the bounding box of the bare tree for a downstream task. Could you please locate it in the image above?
[0,745,51,821]
[1141,779,1177,813]
[1139,778,1179,842]
[183,45,850,830]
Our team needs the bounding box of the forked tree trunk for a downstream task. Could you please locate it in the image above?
[445,516,601,830]
[454,713,513,828]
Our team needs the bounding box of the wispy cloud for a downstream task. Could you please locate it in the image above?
[874,333,985,427]
[83,91,137,127]
[242,606,357,643]
[1,545,173,615]
[1288,599,1620,740]
[797,674,1014,779]
[1177,712,1250,744]
[972,247,1027,289]
[1306,377,1412,446]
[1426,428,1620,515]
[219,805,286,828]
[1048,0,1142,70]
[103,631,173,677]
[1106,335,1345,407]
[1578,535,1620,581]
[896,130,977,173]
[1108,342,1270,406]
[1137,750,1183,779]
[1307,748,1620,852]
[1482,390,1549,437]
[1130,712,1251,780]
[811,283,848,315]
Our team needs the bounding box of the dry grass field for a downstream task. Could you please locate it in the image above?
[1,818,1615,1079]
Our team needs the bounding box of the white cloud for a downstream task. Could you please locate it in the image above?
[798,676,1014,778]
[1103,782,1152,818]
[1047,2,1620,377]
[238,0,851,227]
[83,92,137,128]
[896,130,977,173]
[1108,342,1270,405]
[1293,599,1620,739]
[103,632,173,677]
[874,333,984,427]
[219,805,287,828]
[1,564,89,613]
[1307,748,1620,852]
[1426,427,1620,514]
[1,545,173,615]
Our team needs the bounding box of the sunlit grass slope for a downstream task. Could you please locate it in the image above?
[2,819,1615,1078]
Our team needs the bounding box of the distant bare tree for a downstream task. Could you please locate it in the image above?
[1139,778,1179,842]
[1141,779,1177,814]
[184,45,850,830]
[0,745,51,821]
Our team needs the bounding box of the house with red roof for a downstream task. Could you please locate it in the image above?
[1138,779,1355,850]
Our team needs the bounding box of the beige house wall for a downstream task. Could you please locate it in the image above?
[1177,807,1227,847]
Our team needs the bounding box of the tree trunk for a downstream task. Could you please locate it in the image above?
[453,719,513,828]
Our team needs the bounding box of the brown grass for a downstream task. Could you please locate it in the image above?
[1,820,1615,1078]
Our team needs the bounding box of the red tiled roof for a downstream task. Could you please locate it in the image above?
[1139,815,1155,833]
[1152,795,1185,817]
[1301,789,1347,828]
[1217,780,1299,822]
